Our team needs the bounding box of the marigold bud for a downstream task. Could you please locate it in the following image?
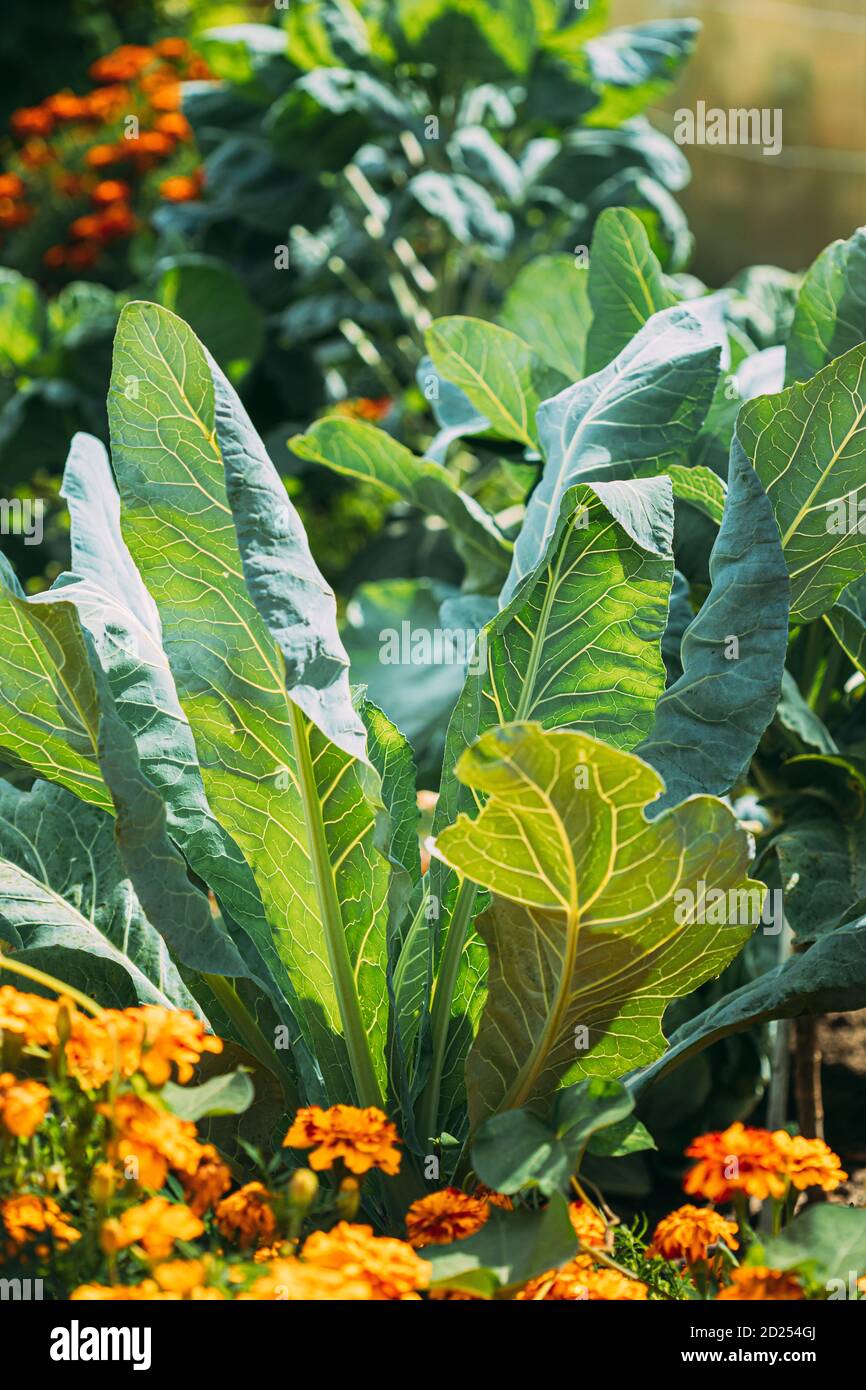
[335,1177,360,1221]
[287,1167,318,1211]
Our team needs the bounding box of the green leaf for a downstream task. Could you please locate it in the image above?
[290,416,511,590]
[827,571,866,674]
[0,779,194,1010]
[425,478,674,1138]
[504,302,721,605]
[422,1192,578,1296]
[396,0,537,76]
[586,1115,656,1157]
[758,1205,866,1288]
[786,226,866,385]
[0,269,44,371]
[55,435,306,1085]
[582,20,701,125]
[638,439,790,809]
[434,722,760,1128]
[155,255,264,384]
[630,909,866,1095]
[426,316,565,449]
[738,342,866,622]
[162,1069,255,1121]
[408,173,513,255]
[770,803,866,944]
[585,206,678,372]
[665,463,726,525]
[775,670,837,754]
[108,301,388,1107]
[499,254,590,380]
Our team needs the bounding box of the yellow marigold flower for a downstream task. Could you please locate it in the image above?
[101,1197,203,1260]
[569,1200,606,1248]
[180,1143,232,1216]
[716,1266,805,1301]
[215,1182,276,1250]
[301,1222,430,1300]
[2,1194,80,1254]
[684,1122,786,1203]
[130,1005,222,1086]
[647,1204,739,1265]
[517,1255,647,1301]
[99,1093,204,1189]
[66,1011,142,1089]
[240,1258,374,1301]
[253,1242,294,1264]
[0,1073,51,1138]
[405,1187,489,1248]
[284,1104,402,1176]
[770,1132,847,1192]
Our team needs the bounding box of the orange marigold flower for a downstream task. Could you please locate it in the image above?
[86,144,125,169]
[240,1258,374,1301]
[405,1188,489,1248]
[129,130,174,159]
[11,106,54,139]
[770,1131,847,1192]
[43,245,67,268]
[91,179,130,206]
[181,1143,232,1216]
[154,38,190,61]
[71,1280,175,1301]
[99,1093,204,1189]
[647,1204,739,1265]
[215,1182,276,1250]
[717,1266,804,1301]
[334,396,393,422]
[2,1194,80,1254]
[0,985,69,1046]
[86,85,130,120]
[0,199,32,229]
[66,1010,142,1088]
[55,173,86,197]
[0,1074,51,1138]
[159,175,200,202]
[90,46,154,84]
[684,1122,786,1203]
[187,58,213,81]
[301,1222,430,1300]
[101,1196,203,1260]
[0,174,25,199]
[517,1255,648,1301]
[44,92,90,122]
[151,1259,207,1294]
[283,1104,402,1176]
[130,1006,222,1086]
[154,112,192,142]
[149,81,182,113]
[69,213,102,241]
[569,1200,607,1248]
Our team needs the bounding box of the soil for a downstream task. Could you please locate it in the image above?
[816,1010,866,1205]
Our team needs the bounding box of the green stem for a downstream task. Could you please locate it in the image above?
[201,972,299,1110]
[289,702,384,1110]
[0,951,103,1016]
[416,876,477,1144]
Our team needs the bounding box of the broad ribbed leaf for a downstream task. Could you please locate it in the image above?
[630,910,866,1096]
[108,301,388,1107]
[665,463,726,525]
[503,303,721,605]
[0,779,193,1010]
[828,572,866,673]
[425,316,567,449]
[290,416,510,590]
[738,342,866,622]
[434,722,759,1127]
[585,207,677,372]
[499,254,590,380]
[638,438,790,809]
[56,435,291,999]
[0,590,246,979]
[426,478,674,1137]
[786,226,866,385]
[397,0,537,75]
